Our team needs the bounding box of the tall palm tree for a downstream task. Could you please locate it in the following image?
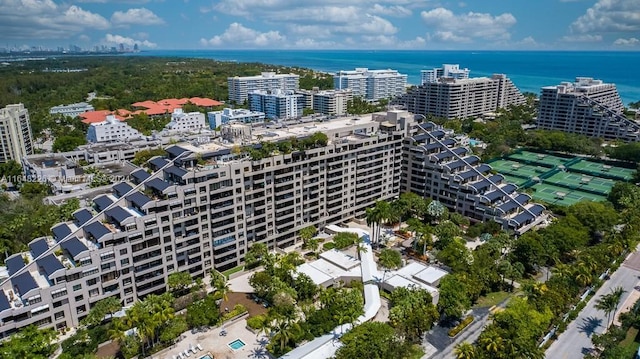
[454,342,476,359]
[366,205,382,247]
[595,286,626,327]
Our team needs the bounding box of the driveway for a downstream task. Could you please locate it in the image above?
[545,250,640,359]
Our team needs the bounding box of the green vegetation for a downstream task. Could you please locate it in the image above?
[221,265,244,278]
[108,293,177,358]
[0,325,57,358]
[185,294,221,329]
[126,113,171,136]
[81,297,123,328]
[167,271,193,297]
[0,56,332,140]
[0,196,79,263]
[244,132,329,161]
[472,291,511,309]
[346,96,388,115]
[132,148,167,166]
[448,315,474,337]
[335,322,419,359]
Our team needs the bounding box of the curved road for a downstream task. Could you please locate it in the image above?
[545,250,640,359]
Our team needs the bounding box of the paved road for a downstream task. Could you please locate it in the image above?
[425,301,509,359]
[545,250,640,359]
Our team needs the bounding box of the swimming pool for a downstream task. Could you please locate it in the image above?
[228,339,246,350]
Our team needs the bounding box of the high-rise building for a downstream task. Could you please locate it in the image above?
[399,74,525,119]
[228,72,300,104]
[296,89,353,115]
[248,90,304,120]
[334,68,407,102]
[421,64,470,85]
[536,77,640,141]
[0,110,414,336]
[0,104,34,163]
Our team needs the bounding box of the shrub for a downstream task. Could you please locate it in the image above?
[323,242,336,251]
[448,315,474,337]
[221,304,248,322]
[247,314,267,330]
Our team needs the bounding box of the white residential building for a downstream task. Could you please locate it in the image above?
[228,72,300,104]
[162,109,206,133]
[86,115,143,143]
[49,102,95,117]
[207,108,266,129]
[334,68,407,102]
[297,89,353,115]
[421,64,470,84]
[537,77,640,141]
[248,90,304,120]
[0,103,34,163]
[400,74,525,119]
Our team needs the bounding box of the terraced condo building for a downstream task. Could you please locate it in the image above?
[402,122,545,234]
[400,74,525,119]
[537,77,640,142]
[0,111,546,337]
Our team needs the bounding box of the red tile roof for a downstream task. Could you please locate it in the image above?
[79,110,125,124]
[189,97,223,107]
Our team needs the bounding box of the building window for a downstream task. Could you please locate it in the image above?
[73,284,82,291]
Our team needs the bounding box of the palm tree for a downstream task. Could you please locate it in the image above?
[479,330,503,355]
[379,248,402,284]
[454,342,476,359]
[595,286,626,327]
[366,204,383,247]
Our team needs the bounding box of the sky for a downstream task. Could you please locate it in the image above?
[0,0,639,51]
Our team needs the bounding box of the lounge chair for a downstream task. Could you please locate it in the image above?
[184,350,191,357]
[189,344,197,354]
[196,344,203,351]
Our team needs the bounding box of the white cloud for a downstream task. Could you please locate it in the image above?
[78,34,91,42]
[421,7,516,42]
[200,23,286,47]
[613,37,640,46]
[561,34,603,42]
[0,1,109,39]
[104,33,157,48]
[571,0,640,33]
[370,4,411,17]
[111,8,164,27]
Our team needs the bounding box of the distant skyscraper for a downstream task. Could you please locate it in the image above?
[421,64,470,85]
[133,43,139,52]
[537,77,640,141]
[333,68,407,102]
[0,104,34,163]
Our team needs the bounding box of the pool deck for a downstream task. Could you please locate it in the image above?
[156,318,270,359]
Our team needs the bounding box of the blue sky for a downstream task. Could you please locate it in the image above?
[1,0,639,50]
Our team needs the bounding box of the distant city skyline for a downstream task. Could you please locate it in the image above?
[0,0,639,51]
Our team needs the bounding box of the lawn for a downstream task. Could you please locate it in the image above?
[222,265,245,279]
[619,327,640,356]
[473,291,512,309]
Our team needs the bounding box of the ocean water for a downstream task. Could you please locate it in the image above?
[132,50,640,105]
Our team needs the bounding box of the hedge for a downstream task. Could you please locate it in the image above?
[448,315,474,337]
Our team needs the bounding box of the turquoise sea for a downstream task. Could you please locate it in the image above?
[132,50,640,105]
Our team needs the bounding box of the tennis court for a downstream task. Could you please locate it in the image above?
[567,160,635,181]
[530,183,608,206]
[489,160,549,179]
[499,174,530,187]
[508,150,571,168]
[543,172,616,196]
